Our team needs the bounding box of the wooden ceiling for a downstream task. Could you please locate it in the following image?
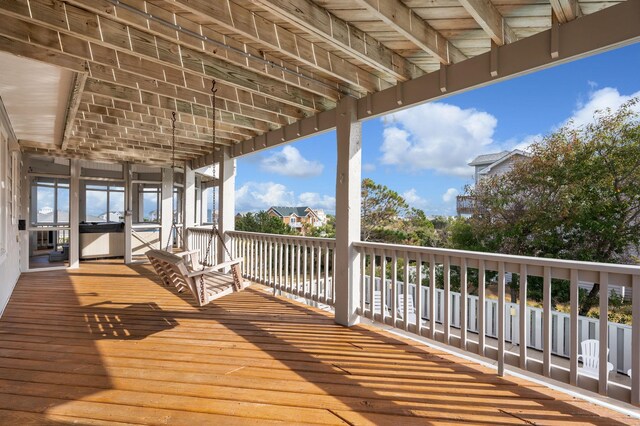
[0,0,624,164]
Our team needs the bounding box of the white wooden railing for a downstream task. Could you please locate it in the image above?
[227,231,336,306]
[354,241,640,405]
[184,229,639,405]
[186,226,218,266]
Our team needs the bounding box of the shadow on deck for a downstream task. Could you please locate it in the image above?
[0,261,636,425]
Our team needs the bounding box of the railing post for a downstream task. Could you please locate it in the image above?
[160,167,174,251]
[217,147,235,265]
[334,96,361,327]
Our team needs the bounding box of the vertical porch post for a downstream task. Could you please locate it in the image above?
[183,161,196,249]
[161,167,174,251]
[217,148,235,265]
[69,159,80,269]
[123,162,132,264]
[334,96,362,327]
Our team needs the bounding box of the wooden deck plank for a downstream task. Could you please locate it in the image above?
[0,261,636,425]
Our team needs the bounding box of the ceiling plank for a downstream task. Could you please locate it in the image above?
[457,0,517,45]
[61,72,88,150]
[353,0,466,63]
[550,0,581,23]
[251,0,424,82]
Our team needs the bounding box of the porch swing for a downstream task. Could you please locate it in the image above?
[146,81,245,306]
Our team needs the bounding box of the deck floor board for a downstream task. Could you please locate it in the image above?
[0,261,636,425]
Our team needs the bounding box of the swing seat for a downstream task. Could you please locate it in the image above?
[146,249,246,306]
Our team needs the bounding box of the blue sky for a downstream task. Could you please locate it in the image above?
[235,42,640,216]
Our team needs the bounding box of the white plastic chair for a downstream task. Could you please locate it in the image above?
[577,339,614,379]
[628,369,632,378]
[397,293,417,325]
[372,290,386,317]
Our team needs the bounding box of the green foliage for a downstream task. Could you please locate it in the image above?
[235,211,293,235]
[305,214,336,238]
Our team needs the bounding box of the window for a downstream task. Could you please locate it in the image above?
[201,186,216,224]
[290,217,296,223]
[173,186,183,224]
[30,177,69,226]
[10,152,18,223]
[140,185,160,223]
[0,132,6,257]
[84,183,125,222]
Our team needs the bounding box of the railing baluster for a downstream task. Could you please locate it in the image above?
[369,249,376,320]
[331,247,337,304]
[391,252,398,327]
[444,256,451,344]
[460,257,468,350]
[478,259,486,356]
[284,239,290,292]
[316,242,322,302]
[543,266,552,377]
[632,274,639,405]
[429,254,436,339]
[303,243,308,298]
[599,271,609,395]
[323,242,330,304]
[520,264,528,370]
[403,251,410,331]
[360,249,367,317]
[380,251,387,325]
[416,253,422,335]
[296,241,301,295]
[569,268,579,385]
[498,261,506,376]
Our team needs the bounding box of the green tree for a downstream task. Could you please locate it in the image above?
[463,98,640,312]
[361,178,409,241]
[235,211,293,235]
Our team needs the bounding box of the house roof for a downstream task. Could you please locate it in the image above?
[477,149,528,175]
[269,206,314,218]
[469,151,510,166]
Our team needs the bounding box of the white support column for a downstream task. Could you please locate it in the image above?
[69,159,80,269]
[123,162,132,264]
[334,96,362,327]
[19,155,30,272]
[217,148,235,265]
[183,161,196,249]
[161,168,174,251]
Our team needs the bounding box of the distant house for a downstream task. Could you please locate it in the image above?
[458,149,529,215]
[469,149,529,183]
[267,206,327,230]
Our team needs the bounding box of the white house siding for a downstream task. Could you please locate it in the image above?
[0,102,21,317]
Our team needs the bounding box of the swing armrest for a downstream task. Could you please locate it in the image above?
[186,258,243,277]
[175,250,200,258]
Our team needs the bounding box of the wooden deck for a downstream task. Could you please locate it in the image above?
[0,262,637,425]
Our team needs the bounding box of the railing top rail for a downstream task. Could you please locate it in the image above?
[354,240,640,276]
[226,230,336,245]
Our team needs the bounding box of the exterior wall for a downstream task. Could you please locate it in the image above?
[0,102,21,317]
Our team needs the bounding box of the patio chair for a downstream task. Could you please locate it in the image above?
[398,293,417,325]
[577,339,614,379]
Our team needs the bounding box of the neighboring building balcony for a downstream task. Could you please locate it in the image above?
[456,195,476,215]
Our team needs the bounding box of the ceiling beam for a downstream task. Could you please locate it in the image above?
[251,0,424,82]
[190,0,640,164]
[353,0,466,63]
[550,0,581,24]
[148,0,388,95]
[61,72,88,150]
[457,0,517,45]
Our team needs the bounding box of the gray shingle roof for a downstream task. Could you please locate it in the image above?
[468,151,510,166]
[269,206,312,217]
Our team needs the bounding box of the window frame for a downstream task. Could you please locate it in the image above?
[84,182,125,222]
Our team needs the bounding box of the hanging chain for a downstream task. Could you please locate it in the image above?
[200,80,217,304]
[165,112,179,252]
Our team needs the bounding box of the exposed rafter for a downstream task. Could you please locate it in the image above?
[159,0,388,94]
[353,0,466,63]
[550,0,581,23]
[61,72,88,150]
[251,0,424,82]
[457,0,517,45]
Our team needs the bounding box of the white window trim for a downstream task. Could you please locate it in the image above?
[0,130,7,265]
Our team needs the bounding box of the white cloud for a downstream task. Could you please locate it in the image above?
[298,192,335,211]
[235,182,335,213]
[511,133,543,153]
[567,87,640,128]
[363,163,376,172]
[380,102,498,177]
[402,188,428,209]
[235,181,294,212]
[442,188,459,203]
[260,146,324,177]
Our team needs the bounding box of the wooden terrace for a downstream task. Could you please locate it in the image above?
[0,261,635,425]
